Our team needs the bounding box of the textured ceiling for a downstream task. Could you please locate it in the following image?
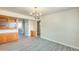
[0,7,74,16]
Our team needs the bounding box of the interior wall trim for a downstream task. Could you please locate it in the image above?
[41,37,79,50]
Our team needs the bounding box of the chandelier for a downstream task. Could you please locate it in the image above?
[30,7,42,20]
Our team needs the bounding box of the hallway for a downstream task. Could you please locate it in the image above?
[0,37,78,51]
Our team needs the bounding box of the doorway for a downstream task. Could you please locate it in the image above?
[37,21,40,37]
[18,19,29,39]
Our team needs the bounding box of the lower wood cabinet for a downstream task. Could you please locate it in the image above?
[0,32,18,44]
[0,35,7,43]
[31,31,37,37]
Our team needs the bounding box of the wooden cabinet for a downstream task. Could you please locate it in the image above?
[0,18,16,22]
[7,18,16,22]
[0,19,8,22]
[0,15,18,44]
[7,33,18,41]
[0,15,17,29]
[0,32,18,44]
[0,35,7,43]
[31,31,37,37]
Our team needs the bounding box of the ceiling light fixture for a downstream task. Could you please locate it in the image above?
[30,7,42,21]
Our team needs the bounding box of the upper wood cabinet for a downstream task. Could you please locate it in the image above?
[0,19,8,22]
[0,15,17,29]
[0,15,16,22]
[8,19,16,22]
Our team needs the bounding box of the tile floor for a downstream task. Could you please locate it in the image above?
[0,37,78,51]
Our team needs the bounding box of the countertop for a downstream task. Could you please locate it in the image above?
[0,29,18,33]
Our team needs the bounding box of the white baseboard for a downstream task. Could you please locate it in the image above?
[41,36,79,50]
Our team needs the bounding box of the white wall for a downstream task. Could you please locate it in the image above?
[18,20,23,30]
[40,8,79,49]
[25,20,29,36]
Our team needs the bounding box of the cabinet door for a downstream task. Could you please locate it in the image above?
[31,31,37,37]
[0,19,8,22]
[8,18,16,22]
[7,33,15,41]
[0,34,7,43]
[7,34,13,42]
[12,33,18,40]
[7,33,18,42]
